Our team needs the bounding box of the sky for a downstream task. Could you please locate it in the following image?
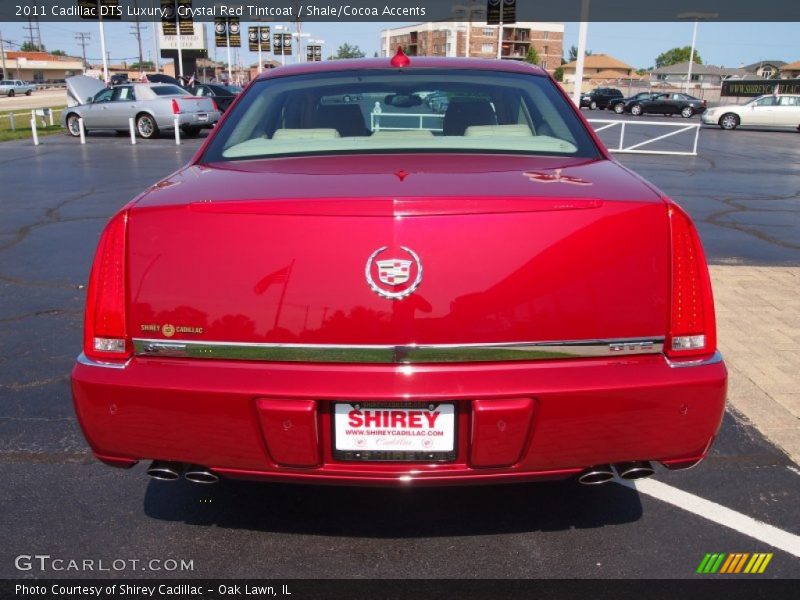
[1,20,798,70]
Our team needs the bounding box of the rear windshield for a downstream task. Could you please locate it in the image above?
[201,68,600,162]
[151,85,186,96]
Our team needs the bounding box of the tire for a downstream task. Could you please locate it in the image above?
[630,104,643,116]
[681,106,694,118]
[613,103,624,114]
[719,113,739,130]
[136,113,159,139]
[7,89,13,97]
[66,113,82,137]
[181,125,201,137]
[25,90,32,96]
[590,101,597,110]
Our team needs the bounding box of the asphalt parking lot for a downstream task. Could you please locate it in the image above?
[0,123,798,579]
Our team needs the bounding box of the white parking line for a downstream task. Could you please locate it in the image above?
[615,477,800,558]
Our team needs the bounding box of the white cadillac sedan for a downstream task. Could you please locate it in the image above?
[702,94,800,130]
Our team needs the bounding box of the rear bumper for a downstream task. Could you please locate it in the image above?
[168,111,221,129]
[71,353,726,486]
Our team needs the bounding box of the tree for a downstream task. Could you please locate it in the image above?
[655,46,702,69]
[553,66,564,82]
[568,45,592,62]
[524,46,539,66]
[20,41,45,52]
[332,43,365,60]
[51,49,66,56]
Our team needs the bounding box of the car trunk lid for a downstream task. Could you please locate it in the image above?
[126,156,669,350]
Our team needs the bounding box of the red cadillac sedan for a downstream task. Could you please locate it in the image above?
[71,51,726,487]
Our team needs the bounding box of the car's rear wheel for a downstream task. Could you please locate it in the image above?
[7,89,14,97]
[681,106,694,118]
[25,90,32,96]
[66,113,82,137]
[136,113,159,139]
[590,100,597,110]
[720,113,739,130]
[630,104,643,116]
[613,103,624,114]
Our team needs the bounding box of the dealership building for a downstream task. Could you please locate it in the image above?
[0,51,83,82]
[380,21,564,73]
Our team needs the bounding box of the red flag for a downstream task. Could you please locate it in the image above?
[254,266,291,295]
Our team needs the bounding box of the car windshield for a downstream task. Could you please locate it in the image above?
[151,85,187,96]
[201,68,599,162]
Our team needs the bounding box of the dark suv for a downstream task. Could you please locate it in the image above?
[580,87,623,110]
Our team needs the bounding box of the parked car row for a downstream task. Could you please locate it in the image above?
[580,86,799,130]
[581,87,707,118]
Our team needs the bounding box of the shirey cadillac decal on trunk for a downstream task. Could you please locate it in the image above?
[365,246,423,300]
[523,168,592,186]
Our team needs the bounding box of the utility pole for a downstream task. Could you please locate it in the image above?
[23,16,43,51]
[130,0,145,67]
[0,30,8,79]
[74,32,91,72]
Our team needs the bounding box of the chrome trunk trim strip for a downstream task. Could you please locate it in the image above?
[133,337,665,364]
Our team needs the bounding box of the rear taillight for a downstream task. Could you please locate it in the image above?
[171,99,180,114]
[83,210,130,362]
[211,98,220,113]
[666,203,716,359]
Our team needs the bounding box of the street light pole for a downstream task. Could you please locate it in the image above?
[685,20,698,94]
[98,12,109,84]
[572,0,591,107]
[225,19,232,82]
[151,0,160,73]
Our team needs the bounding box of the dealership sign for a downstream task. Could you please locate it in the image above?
[248,26,270,52]
[159,22,207,51]
[722,79,800,97]
[214,17,241,48]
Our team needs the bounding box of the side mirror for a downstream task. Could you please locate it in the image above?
[87,96,94,103]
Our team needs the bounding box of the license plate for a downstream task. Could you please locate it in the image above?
[333,402,456,461]
[196,113,208,122]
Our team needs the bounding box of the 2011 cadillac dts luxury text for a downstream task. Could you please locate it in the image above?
[71,50,727,488]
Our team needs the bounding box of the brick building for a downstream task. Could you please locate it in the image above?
[381,21,564,73]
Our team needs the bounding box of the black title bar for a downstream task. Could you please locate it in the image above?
[5,0,800,22]
[4,579,799,600]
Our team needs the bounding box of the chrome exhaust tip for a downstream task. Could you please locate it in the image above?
[577,464,615,485]
[615,461,655,480]
[146,460,183,481]
[184,465,219,484]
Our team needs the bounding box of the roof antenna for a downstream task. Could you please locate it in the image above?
[390,46,410,68]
